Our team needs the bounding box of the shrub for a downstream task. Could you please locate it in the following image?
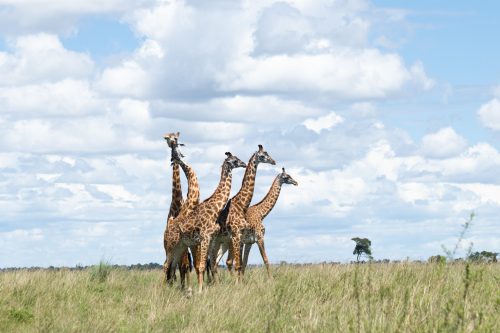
[89,260,112,283]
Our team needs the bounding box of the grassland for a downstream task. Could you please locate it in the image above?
[1,262,498,332]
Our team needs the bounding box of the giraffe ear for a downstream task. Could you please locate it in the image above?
[225,152,232,157]
[258,144,263,151]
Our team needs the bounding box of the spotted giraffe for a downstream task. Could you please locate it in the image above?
[210,144,275,282]
[165,152,246,293]
[162,132,199,289]
[240,168,298,277]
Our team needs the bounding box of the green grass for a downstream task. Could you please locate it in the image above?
[1,263,498,332]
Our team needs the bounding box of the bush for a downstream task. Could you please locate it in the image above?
[89,261,112,283]
[428,255,446,264]
[468,251,498,263]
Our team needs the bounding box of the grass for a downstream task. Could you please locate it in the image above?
[0,263,498,332]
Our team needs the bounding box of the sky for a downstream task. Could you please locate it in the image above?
[0,0,499,267]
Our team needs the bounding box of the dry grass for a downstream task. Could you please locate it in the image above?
[1,262,499,332]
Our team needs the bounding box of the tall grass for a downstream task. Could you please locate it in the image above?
[0,263,498,332]
[89,260,112,283]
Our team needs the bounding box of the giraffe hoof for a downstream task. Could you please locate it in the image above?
[185,288,193,299]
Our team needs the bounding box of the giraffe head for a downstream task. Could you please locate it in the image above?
[224,152,246,170]
[255,144,276,166]
[163,131,185,162]
[163,132,181,148]
[279,167,298,186]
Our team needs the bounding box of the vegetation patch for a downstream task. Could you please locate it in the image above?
[8,307,33,323]
[0,263,498,332]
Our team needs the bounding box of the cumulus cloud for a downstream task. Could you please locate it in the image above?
[0,0,150,35]
[219,50,416,98]
[478,98,500,130]
[303,112,344,133]
[0,33,94,85]
[420,127,467,158]
[0,79,101,116]
[107,0,432,100]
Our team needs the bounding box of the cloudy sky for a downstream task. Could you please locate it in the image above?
[1,0,499,267]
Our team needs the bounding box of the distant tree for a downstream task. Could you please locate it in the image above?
[352,237,373,262]
[468,251,498,263]
[428,255,446,264]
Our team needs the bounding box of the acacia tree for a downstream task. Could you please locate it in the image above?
[352,237,373,262]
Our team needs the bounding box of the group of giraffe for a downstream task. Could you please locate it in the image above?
[162,132,298,294]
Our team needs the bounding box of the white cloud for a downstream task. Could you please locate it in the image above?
[153,95,324,124]
[0,79,100,116]
[398,182,442,204]
[0,33,94,85]
[219,51,415,98]
[113,0,432,100]
[0,114,162,154]
[1,228,44,241]
[93,184,141,202]
[0,0,149,34]
[410,61,434,90]
[303,112,344,133]
[455,183,500,205]
[420,127,467,158]
[115,99,152,129]
[478,98,500,130]
[97,60,150,98]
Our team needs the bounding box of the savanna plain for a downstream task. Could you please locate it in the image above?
[1,262,499,332]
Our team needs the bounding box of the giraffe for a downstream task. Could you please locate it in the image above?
[240,168,298,277]
[209,144,275,281]
[165,152,246,293]
[164,132,184,219]
[162,132,200,289]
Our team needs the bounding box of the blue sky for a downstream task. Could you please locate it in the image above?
[0,0,499,267]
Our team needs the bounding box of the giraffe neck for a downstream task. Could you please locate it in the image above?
[178,161,200,213]
[168,158,183,219]
[206,166,233,213]
[232,153,258,209]
[254,176,282,219]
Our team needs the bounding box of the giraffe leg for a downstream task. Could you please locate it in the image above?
[242,243,252,275]
[164,235,175,284]
[196,237,210,293]
[163,257,170,283]
[193,245,201,277]
[208,241,220,283]
[184,262,192,297]
[230,232,242,282]
[163,237,168,283]
[226,244,234,273]
[167,241,188,287]
[165,254,175,284]
[257,238,272,279]
[179,250,190,290]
